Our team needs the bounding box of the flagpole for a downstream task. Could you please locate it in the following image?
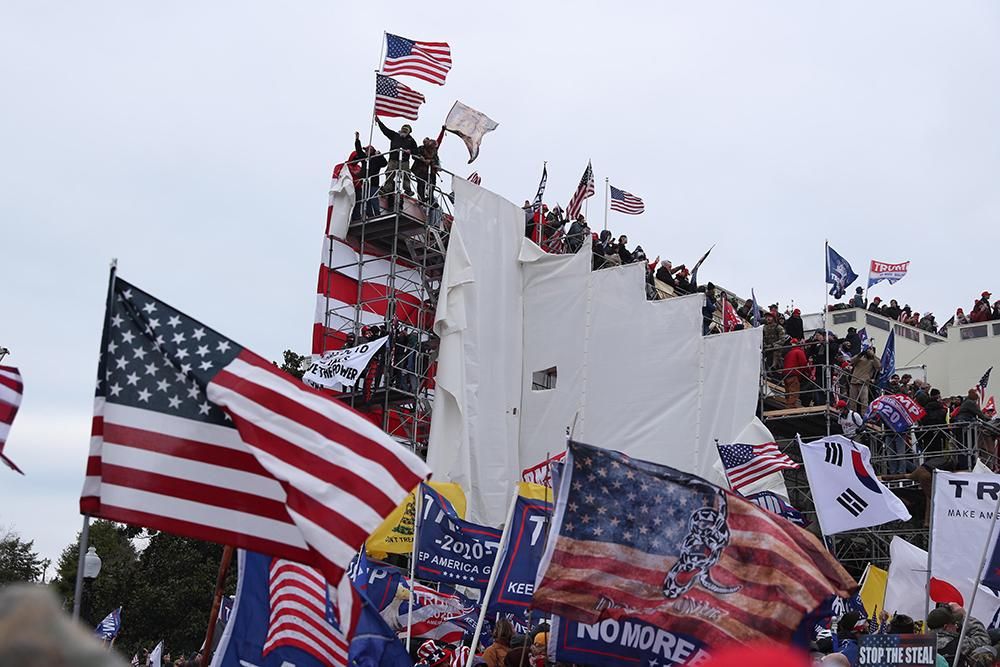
[201,545,234,665]
[925,471,937,622]
[951,487,1000,667]
[365,32,387,212]
[465,491,519,667]
[824,241,831,437]
[603,177,609,231]
[405,487,423,651]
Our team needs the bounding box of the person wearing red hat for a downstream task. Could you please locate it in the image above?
[837,400,863,439]
[785,308,804,340]
[867,296,883,314]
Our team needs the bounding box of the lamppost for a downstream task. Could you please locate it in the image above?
[71,544,101,621]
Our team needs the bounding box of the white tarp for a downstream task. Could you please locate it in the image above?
[302,336,388,390]
[428,180,763,524]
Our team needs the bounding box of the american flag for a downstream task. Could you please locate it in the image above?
[80,272,430,619]
[531,164,547,214]
[532,441,855,647]
[264,558,349,666]
[609,185,644,215]
[94,606,122,641]
[717,442,799,493]
[977,367,993,404]
[382,33,452,86]
[467,172,481,185]
[565,161,594,220]
[374,74,425,121]
[0,365,23,473]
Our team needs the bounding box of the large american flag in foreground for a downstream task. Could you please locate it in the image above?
[565,161,594,220]
[533,441,854,648]
[374,74,425,121]
[609,185,644,215]
[0,365,23,473]
[382,33,452,86]
[717,442,799,493]
[81,272,430,616]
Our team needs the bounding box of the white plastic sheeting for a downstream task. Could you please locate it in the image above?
[428,180,763,524]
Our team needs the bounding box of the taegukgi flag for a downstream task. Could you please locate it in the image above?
[798,435,910,535]
[867,260,909,289]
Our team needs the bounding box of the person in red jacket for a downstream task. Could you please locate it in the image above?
[783,337,809,409]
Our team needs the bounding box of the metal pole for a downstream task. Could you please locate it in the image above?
[71,514,91,620]
[950,487,1000,667]
[824,241,831,436]
[201,545,234,665]
[405,487,423,651]
[466,492,519,667]
[603,177,609,231]
[925,471,938,622]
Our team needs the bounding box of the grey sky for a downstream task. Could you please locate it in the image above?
[3,1,1000,569]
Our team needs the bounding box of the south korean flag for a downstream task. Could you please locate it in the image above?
[799,435,911,535]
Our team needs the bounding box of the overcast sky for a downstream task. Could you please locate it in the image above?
[3,1,1000,571]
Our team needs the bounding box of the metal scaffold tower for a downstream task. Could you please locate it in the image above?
[318,161,452,457]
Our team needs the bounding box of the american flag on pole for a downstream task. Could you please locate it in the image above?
[609,185,644,215]
[265,558,350,666]
[382,33,452,86]
[374,74,425,121]
[0,365,23,473]
[565,161,594,220]
[80,271,430,624]
[467,172,481,185]
[533,441,854,647]
[531,164,547,213]
[977,367,993,404]
[717,442,799,493]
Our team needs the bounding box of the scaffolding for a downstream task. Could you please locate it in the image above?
[317,151,453,457]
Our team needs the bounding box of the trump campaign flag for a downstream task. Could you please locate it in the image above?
[487,490,553,615]
[864,394,925,433]
[826,244,858,300]
[81,270,430,625]
[94,606,122,641]
[932,472,1000,618]
[366,482,466,557]
[799,436,910,535]
[533,441,855,649]
[877,329,896,389]
[550,614,709,667]
[397,581,479,644]
[415,483,502,588]
[867,260,909,289]
[212,550,412,667]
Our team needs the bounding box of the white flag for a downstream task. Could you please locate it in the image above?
[444,101,498,163]
[303,335,389,390]
[799,435,910,535]
[147,641,163,666]
[884,535,1000,625]
[931,471,1000,611]
[327,162,357,240]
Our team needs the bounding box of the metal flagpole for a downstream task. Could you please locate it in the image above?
[925,471,938,622]
[603,177,609,231]
[75,258,118,622]
[824,241,831,436]
[363,33,387,218]
[466,491,519,667]
[405,487,423,651]
[71,514,91,621]
[950,488,1000,667]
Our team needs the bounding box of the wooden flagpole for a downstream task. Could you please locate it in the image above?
[201,545,234,665]
[405,487,423,651]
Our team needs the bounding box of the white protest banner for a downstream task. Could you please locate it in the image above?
[303,336,388,390]
[930,471,1000,622]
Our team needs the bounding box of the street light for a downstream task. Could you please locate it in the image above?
[83,547,102,579]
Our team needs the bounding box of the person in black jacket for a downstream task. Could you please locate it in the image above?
[785,308,804,340]
[376,118,419,197]
[354,131,387,218]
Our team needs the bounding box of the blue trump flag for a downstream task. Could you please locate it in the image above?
[826,244,858,300]
[214,550,412,667]
[415,483,502,588]
[350,551,405,612]
[487,494,553,614]
[551,614,708,666]
[94,606,122,641]
[877,329,895,388]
